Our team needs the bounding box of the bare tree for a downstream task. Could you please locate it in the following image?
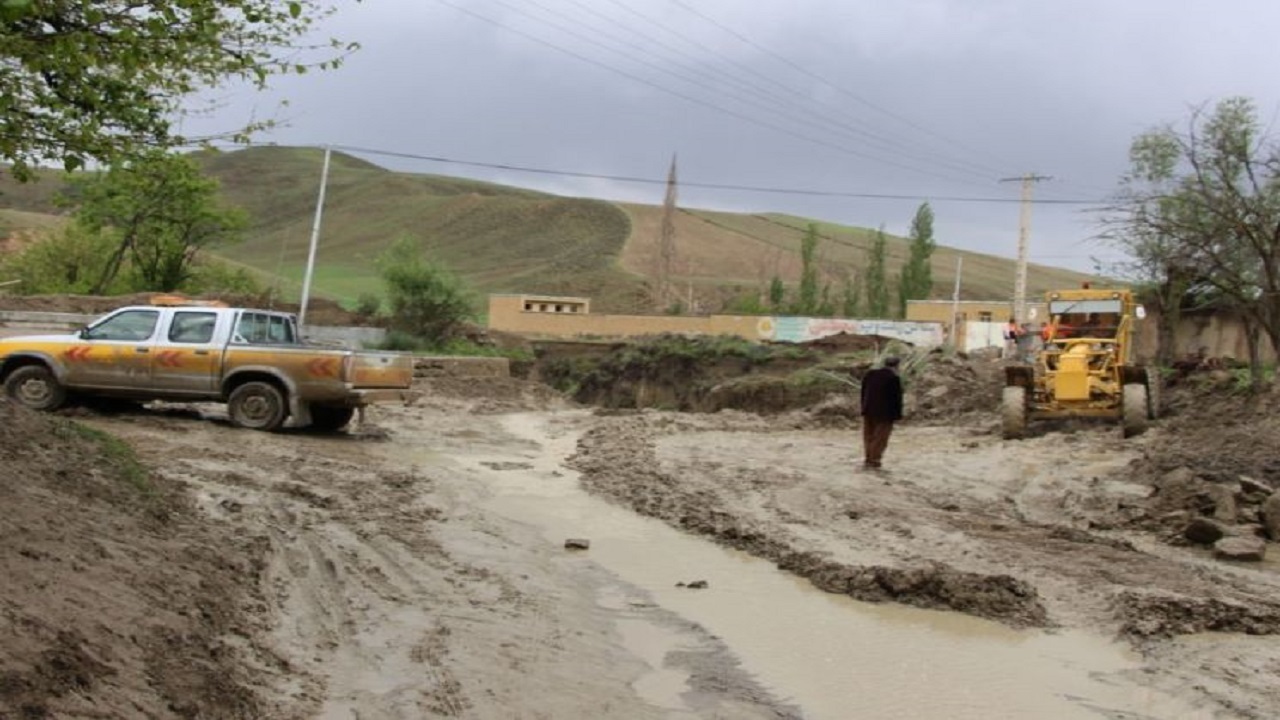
[1105,97,1280,390]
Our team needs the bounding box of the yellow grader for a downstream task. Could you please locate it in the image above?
[1003,286,1159,439]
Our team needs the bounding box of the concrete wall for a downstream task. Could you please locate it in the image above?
[489,294,946,347]
[1136,309,1276,363]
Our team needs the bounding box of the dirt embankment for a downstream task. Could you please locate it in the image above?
[0,401,271,719]
[531,334,1000,421]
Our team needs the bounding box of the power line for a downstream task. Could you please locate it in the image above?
[523,0,997,182]
[329,143,1102,205]
[496,0,993,181]
[664,0,1020,177]
[587,0,1004,182]
[429,0,1002,189]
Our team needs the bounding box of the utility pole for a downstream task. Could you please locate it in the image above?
[999,173,1051,324]
[950,255,963,349]
[655,155,678,311]
[299,145,332,331]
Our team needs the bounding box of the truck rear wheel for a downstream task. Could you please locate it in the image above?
[228,381,288,431]
[1002,385,1027,439]
[310,405,355,432]
[1122,383,1149,438]
[4,365,68,411]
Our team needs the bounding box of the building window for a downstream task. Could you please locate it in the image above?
[524,302,534,311]
[979,311,993,322]
[555,304,563,312]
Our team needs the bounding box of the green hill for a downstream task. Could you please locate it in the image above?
[1,146,1097,313]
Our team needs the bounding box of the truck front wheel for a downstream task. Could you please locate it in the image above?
[228,381,288,431]
[4,365,68,411]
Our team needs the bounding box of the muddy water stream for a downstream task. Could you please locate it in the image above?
[445,413,1201,719]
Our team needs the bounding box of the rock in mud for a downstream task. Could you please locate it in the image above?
[1214,536,1266,562]
[564,538,590,550]
[1262,491,1280,541]
[1206,484,1239,524]
[1239,475,1274,496]
[1183,517,1227,545]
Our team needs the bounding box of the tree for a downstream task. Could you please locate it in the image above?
[69,150,247,293]
[0,0,358,180]
[767,275,786,311]
[1107,97,1280,389]
[377,235,476,345]
[839,268,861,317]
[897,202,936,316]
[794,223,821,315]
[0,224,119,294]
[864,227,890,318]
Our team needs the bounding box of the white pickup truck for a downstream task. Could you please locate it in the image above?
[0,300,415,431]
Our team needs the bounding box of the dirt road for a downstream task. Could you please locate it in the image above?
[4,374,1280,718]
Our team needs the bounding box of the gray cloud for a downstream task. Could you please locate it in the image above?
[186,0,1280,275]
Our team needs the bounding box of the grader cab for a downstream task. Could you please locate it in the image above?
[1002,287,1159,439]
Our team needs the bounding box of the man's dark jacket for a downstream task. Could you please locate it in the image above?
[860,367,903,420]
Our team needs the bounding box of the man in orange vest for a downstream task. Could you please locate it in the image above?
[1003,317,1022,358]
[1041,318,1074,343]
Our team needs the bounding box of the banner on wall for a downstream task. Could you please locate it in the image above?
[757,316,944,347]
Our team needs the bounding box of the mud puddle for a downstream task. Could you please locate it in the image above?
[407,412,1203,719]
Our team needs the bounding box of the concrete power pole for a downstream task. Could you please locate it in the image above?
[999,173,1051,323]
[299,145,332,331]
[655,155,678,311]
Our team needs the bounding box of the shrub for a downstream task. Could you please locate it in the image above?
[376,235,476,344]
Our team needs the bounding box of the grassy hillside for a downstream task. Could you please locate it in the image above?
[1,147,1098,314]
[195,147,644,310]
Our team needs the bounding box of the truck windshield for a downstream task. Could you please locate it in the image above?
[233,312,298,345]
[85,309,160,342]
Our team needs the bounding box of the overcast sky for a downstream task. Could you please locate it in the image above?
[186,0,1280,274]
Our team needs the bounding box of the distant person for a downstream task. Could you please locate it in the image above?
[1003,316,1022,358]
[1041,318,1073,343]
[860,356,904,470]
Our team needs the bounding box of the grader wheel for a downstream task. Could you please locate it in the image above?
[1122,383,1149,438]
[1002,385,1028,440]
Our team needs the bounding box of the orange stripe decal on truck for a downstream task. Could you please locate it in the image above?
[305,357,339,377]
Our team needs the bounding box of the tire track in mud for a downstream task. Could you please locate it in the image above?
[96,417,474,719]
[568,416,1050,628]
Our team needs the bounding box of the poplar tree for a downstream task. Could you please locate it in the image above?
[864,227,889,318]
[897,202,936,316]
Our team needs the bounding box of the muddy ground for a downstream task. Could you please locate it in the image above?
[3,360,1280,718]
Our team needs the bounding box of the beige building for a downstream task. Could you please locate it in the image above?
[488,294,946,347]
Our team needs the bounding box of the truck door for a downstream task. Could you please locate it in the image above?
[151,310,223,394]
[74,309,161,388]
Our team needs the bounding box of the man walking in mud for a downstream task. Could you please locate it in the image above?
[860,356,904,470]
